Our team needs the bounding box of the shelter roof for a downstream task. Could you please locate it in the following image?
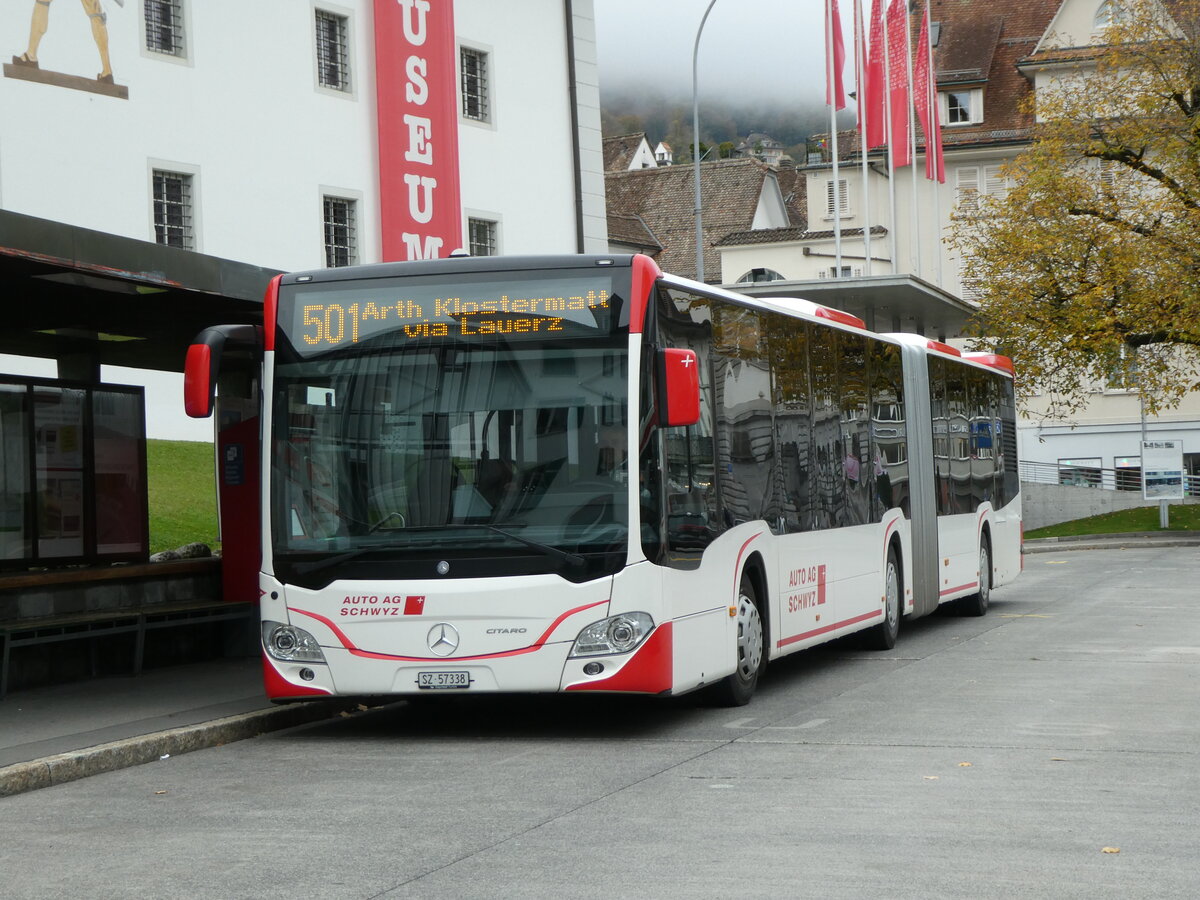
[0,210,276,372]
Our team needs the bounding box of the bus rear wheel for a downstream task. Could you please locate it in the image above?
[863,546,901,650]
[959,538,991,617]
[710,574,764,707]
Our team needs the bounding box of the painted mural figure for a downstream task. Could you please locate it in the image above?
[11,0,115,83]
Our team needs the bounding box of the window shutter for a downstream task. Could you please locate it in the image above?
[984,165,1008,201]
[956,166,980,212]
[1099,158,1119,188]
[826,179,849,216]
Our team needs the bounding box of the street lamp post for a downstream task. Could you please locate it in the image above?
[693,0,718,283]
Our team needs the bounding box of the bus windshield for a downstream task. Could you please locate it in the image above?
[270,270,630,585]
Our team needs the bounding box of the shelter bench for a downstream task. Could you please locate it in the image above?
[0,560,254,699]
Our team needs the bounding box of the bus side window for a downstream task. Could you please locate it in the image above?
[967,367,996,509]
[839,332,870,527]
[771,318,812,533]
[712,305,774,528]
[810,329,840,530]
[870,340,907,521]
[929,356,951,516]
[657,289,719,558]
[945,364,970,515]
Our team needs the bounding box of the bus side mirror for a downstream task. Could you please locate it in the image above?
[658,348,700,427]
[184,324,262,418]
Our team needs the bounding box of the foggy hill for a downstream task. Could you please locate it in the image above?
[599,87,852,163]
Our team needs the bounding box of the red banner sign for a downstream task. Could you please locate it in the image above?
[374,0,462,261]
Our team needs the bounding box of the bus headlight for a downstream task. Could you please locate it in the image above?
[262,621,326,663]
[569,613,654,657]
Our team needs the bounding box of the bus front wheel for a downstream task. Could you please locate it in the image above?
[710,573,765,707]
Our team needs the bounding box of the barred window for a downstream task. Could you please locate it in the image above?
[324,196,358,267]
[316,10,351,92]
[144,0,185,56]
[460,47,490,121]
[468,218,498,256]
[153,170,194,250]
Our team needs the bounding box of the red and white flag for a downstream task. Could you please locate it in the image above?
[862,0,887,148]
[886,0,912,167]
[826,0,847,110]
[913,3,945,182]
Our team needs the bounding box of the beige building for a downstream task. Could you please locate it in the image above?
[711,0,1200,485]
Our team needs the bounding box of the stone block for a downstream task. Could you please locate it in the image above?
[17,591,54,619]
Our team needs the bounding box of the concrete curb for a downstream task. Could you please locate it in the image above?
[1024,532,1200,553]
[0,699,356,799]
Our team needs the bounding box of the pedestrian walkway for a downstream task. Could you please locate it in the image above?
[1024,530,1200,553]
[0,656,351,797]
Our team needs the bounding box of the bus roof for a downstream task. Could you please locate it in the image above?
[278,254,641,286]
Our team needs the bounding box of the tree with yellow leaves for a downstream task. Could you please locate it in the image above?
[951,0,1200,415]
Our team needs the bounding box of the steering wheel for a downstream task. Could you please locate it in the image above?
[568,494,613,530]
[369,511,406,533]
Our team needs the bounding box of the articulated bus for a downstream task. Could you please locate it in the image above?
[185,254,1021,706]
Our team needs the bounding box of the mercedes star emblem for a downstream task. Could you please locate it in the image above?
[427,623,460,657]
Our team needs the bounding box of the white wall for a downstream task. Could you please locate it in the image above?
[0,0,602,269]
[1,0,606,438]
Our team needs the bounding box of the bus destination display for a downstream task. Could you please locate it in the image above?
[286,276,616,353]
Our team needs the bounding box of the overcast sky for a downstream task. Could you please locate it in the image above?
[593,0,858,106]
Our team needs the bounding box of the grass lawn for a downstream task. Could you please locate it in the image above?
[147,439,220,555]
[1025,502,1200,539]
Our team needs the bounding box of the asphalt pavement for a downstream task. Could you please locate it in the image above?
[0,531,1196,801]
[0,539,1198,898]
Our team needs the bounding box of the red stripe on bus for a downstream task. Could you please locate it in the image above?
[261,653,332,699]
[628,254,662,335]
[939,582,978,597]
[733,532,764,598]
[262,273,281,352]
[288,598,608,662]
[565,621,673,694]
[777,609,883,648]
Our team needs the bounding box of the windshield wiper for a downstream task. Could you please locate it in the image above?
[483,525,585,569]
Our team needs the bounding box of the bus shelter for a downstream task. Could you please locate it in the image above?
[0,210,276,692]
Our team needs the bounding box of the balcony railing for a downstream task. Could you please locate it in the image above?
[1020,460,1200,497]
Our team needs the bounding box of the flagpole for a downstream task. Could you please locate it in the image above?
[905,1,920,279]
[927,0,944,287]
[883,0,897,275]
[856,0,871,276]
[827,0,843,276]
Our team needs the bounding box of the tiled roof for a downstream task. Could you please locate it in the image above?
[606,213,662,251]
[927,0,1061,149]
[715,225,887,247]
[774,164,808,229]
[938,15,1002,82]
[602,132,649,172]
[1019,44,1104,66]
[605,158,776,282]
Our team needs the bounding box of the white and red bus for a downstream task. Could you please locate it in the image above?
[185,254,1021,705]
